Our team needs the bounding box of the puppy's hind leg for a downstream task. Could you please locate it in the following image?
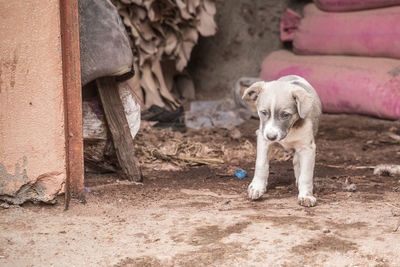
[296,142,317,207]
[248,131,270,200]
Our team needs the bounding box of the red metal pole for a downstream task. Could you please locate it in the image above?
[60,0,85,209]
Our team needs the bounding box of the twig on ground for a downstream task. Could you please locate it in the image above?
[386,132,400,142]
[317,163,375,170]
[385,202,400,210]
[394,218,400,232]
[176,156,223,165]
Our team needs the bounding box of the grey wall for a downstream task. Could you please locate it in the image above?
[188,0,310,99]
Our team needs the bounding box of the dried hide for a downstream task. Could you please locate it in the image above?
[112,0,217,109]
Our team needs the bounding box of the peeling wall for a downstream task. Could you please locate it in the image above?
[0,0,66,204]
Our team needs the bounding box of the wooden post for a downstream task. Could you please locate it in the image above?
[96,77,142,182]
[60,0,85,209]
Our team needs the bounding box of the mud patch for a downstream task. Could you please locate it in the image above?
[291,235,358,254]
[326,221,368,231]
[248,215,321,231]
[114,256,163,267]
[190,222,250,246]
[173,242,249,266]
[161,201,212,210]
[188,201,212,208]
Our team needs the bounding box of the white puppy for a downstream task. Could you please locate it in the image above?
[242,75,322,207]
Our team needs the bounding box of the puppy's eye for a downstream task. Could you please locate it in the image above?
[281,112,291,120]
[260,110,269,117]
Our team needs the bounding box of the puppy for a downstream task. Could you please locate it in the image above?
[242,75,322,207]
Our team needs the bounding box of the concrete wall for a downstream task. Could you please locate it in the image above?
[188,0,309,99]
[0,0,66,204]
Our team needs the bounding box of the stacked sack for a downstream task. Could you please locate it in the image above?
[262,0,400,120]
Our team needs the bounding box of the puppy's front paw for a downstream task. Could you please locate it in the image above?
[298,195,316,207]
[248,180,266,200]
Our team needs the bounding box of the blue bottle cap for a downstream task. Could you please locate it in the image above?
[235,169,247,179]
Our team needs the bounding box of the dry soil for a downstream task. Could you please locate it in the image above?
[1,114,400,267]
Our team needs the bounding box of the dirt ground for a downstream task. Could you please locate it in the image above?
[1,114,400,266]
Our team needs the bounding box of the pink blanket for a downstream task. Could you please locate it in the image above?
[293,4,400,59]
[314,0,400,12]
[260,50,400,120]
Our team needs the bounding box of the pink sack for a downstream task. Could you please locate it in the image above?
[260,50,400,120]
[293,4,400,59]
[280,9,301,42]
[314,0,400,12]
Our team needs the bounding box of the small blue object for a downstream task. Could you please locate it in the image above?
[235,169,247,179]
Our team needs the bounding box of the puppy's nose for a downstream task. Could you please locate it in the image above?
[267,133,277,141]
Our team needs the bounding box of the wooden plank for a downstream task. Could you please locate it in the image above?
[60,0,85,209]
[96,77,142,182]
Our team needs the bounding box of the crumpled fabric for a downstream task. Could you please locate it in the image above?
[79,0,133,85]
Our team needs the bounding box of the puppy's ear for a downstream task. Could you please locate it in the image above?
[292,89,314,119]
[242,81,265,102]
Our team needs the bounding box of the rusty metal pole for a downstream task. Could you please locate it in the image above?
[60,0,85,209]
